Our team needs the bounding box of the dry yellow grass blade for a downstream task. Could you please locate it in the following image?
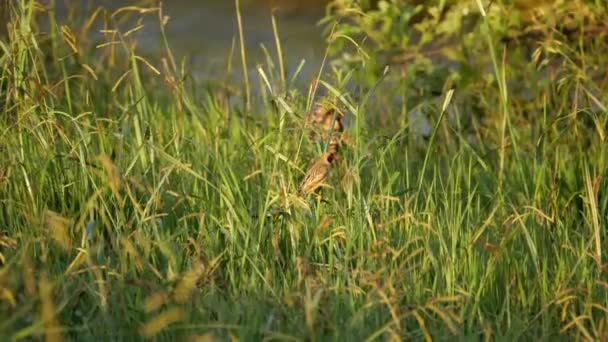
[111,6,159,19]
[21,252,37,297]
[560,314,594,341]
[174,262,204,304]
[121,237,144,273]
[81,64,98,80]
[144,291,170,313]
[64,249,88,276]
[0,233,17,265]
[425,304,459,335]
[44,210,72,251]
[111,70,132,92]
[95,154,122,198]
[39,273,64,342]
[134,55,161,75]
[189,332,217,342]
[60,25,79,55]
[583,164,601,265]
[0,287,16,308]
[90,262,108,310]
[139,307,185,338]
[412,310,431,342]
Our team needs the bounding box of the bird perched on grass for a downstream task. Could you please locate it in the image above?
[305,103,344,135]
[304,103,344,154]
[298,152,336,196]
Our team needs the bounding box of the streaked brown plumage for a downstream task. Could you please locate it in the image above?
[305,104,344,154]
[306,104,343,132]
[298,152,336,196]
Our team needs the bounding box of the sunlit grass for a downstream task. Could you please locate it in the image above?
[0,0,607,341]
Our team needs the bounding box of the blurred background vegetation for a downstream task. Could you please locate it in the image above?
[0,0,607,340]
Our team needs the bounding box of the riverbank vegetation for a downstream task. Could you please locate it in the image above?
[1,0,607,340]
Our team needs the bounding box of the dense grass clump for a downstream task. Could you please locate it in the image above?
[1,0,607,340]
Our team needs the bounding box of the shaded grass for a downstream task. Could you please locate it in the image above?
[1,1,607,341]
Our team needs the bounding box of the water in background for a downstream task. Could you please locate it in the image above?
[54,0,328,86]
[51,0,431,135]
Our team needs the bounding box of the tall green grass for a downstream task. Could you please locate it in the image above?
[1,0,607,340]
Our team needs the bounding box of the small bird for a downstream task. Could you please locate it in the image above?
[305,103,344,136]
[305,103,344,154]
[298,152,336,196]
